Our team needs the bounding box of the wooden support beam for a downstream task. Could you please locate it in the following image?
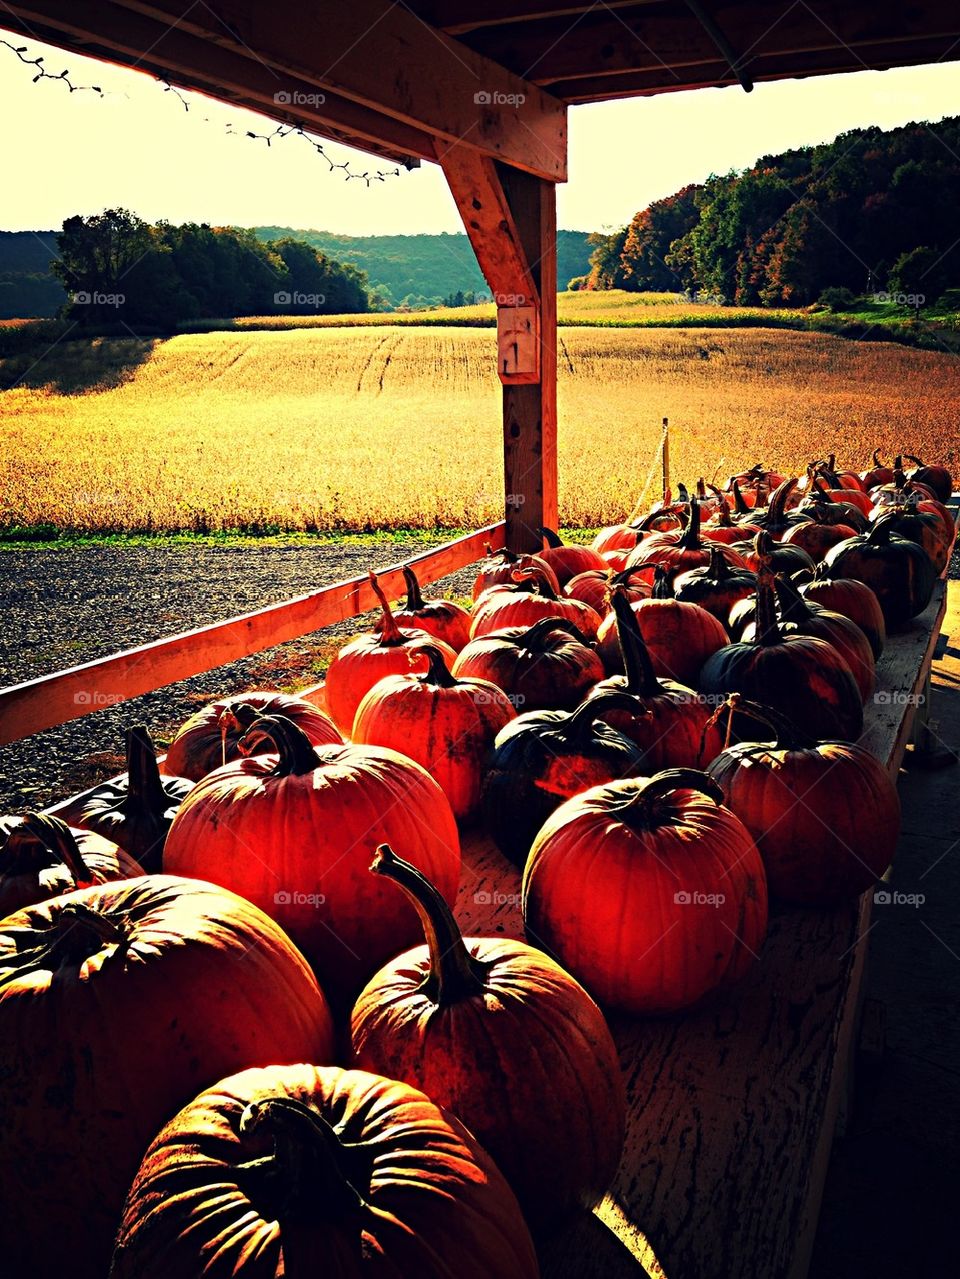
[0,523,504,746]
[92,0,567,179]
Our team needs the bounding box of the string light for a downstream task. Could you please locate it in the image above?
[1,38,407,186]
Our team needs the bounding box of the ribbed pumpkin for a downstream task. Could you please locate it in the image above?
[597,567,728,685]
[626,498,749,583]
[387,565,472,651]
[163,715,460,1005]
[0,813,142,916]
[565,566,650,616]
[351,847,626,1225]
[902,452,953,503]
[860,449,894,490]
[588,588,723,770]
[472,544,560,600]
[702,488,761,544]
[591,509,682,569]
[453,617,604,712]
[481,690,646,866]
[782,508,858,562]
[74,726,192,872]
[698,573,864,742]
[822,512,938,629]
[736,529,816,577]
[522,770,768,1013]
[538,526,607,585]
[707,699,901,904]
[163,691,342,782]
[800,574,886,659]
[111,1063,539,1279]
[470,565,601,639]
[673,545,757,630]
[352,644,516,821]
[325,572,457,731]
[871,493,952,575]
[0,875,335,1279]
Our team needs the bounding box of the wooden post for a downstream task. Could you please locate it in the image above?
[498,163,558,551]
[661,416,671,501]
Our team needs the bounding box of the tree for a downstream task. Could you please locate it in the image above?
[888,247,945,308]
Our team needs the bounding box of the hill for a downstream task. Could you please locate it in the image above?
[252,228,593,308]
[585,115,960,306]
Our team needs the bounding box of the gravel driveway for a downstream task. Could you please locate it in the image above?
[0,538,477,812]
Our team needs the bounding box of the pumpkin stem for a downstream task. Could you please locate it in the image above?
[615,768,724,830]
[708,484,734,527]
[371,844,486,1005]
[511,565,559,599]
[714,694,818,752]
[678,497,701,550]
[731,479,752,516]
[1,813,93,886]
[564,689,649,737]
[49,902,129,967]
[872,449,883,468]
[706,544,732,582]
[754,572,783,647]
[125,726,167,812]
[773,576,813,625]
[902,453,924,467]
[611,587,662,696]
[238,1096,369,1225]
[651,566,675,600]
[368,570,404,646]
[410,642,459,688]
[402,565,426,611]
[518,617,589,651]
[238,714,319,777]
[540,526,565,549]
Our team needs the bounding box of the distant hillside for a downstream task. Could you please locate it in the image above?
[253,228,593,308]
[0,231,65,319]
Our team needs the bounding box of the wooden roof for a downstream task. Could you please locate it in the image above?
[4,2,959,181]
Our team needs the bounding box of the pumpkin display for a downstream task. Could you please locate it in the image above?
[163,690,341,782]
[111,1063,539,1279]
[782,507,858,562]
[822,513,938,628]
[591,509,683,569]
[737,529,816,577]
[0,812,142,916]
[351,846,626,1224]
[902,452,953,504]
[453,617,604,712]
[564,565,651,616]
[481,690,646,866]
[673,545,757,629]
[388,564,472,651]
[873,492,952,575]
[164,715,460,1004]
[699,573,864,742]
[800,573,886,659]
[538,526,607,584]
[472,544,560,600]
[325,572,458,731]
[588,588,723,770]
[707,699,901,904]
[702,487,761,544]
[626,498,749,582]
[597,567,728,685]
[0,874,335,1279]
[470,565,602,640]
[353,643,516,821]
[522,770,768,1014]
[74,726,192,872]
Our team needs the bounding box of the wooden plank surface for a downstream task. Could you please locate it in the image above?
[0,523,504,747]
[455,582,948,1279]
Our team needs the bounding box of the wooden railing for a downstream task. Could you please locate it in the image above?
[0,522,504,746]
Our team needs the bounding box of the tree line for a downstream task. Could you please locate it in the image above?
[577,117,960,306]
[53,209,370,326]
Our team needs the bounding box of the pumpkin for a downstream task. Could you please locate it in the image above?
[164,715,460,1006]
[860,449,894,491]
[800,573,886,659]
[588,587,723,770]
[481,689,646,866]
[698,572,864,742]
[740,577,876,703]
[781,507,858,563]
[597,567,728,685]
[163,691,341,783]
[871,492,952,575]
[673,544,757,629]
[812,464,874,516]
[797,484,870,533]
[522,769,768,1014]
[747,477,806,538]
[111,1063,539,1279]
[0,874,334,1279]
[591,508,683,568]
[902,452,953,504]
[470,565,601,639]
[472,543,560,600]
[626,497,749,582]
[351,846,625,1225]
[703,486,761,544]
[726,464,788,505]
[707,698,901,904]
[0,812,142,916]
[73,726,192,872]
[564,565,652,616]
[352,643,516,821]
[737,529,816,576]
[325,571,457,731]
[538,526,607,585]
[822,512,938,629]
[453,617,604,712]
[387,564,472,651]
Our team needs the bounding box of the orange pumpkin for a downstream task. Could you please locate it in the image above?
[472,544,560,600]
[0,812,141,916]
[387,564,472,651]
[537,527,607,585]
[453,617,604,712]
[470,565,601,639]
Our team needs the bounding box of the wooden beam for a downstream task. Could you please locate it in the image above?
[0,523,504,747]
[102,0,567,180]
[423,1,655,37]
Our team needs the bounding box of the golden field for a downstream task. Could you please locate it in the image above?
[1,324,957,532]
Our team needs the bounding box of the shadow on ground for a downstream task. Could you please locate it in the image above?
[0,335,156,393]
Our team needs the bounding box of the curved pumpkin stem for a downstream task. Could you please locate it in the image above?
[611,587,662,697]
[540,526,566,549]
[614,768,725,830]
[238,1096,369,1223]
[562,689,649,738]
[517,616,590,651]
[511,565,560,599]
[409,642,459,689]
[368,570,404,646]
[902,453,925,467]
[753,572,783,648]
[1,813,92,886]
[651,565,675,600]
[773,575,816,625]
[730,479,752,517]
[371,844,486,1005]
[401,565,426,612]
[712,694,818,752]
[238,714,319,777]
[872,449,883,468]
[678,496,701,550]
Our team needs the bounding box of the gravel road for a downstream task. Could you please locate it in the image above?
[0,539,477,813]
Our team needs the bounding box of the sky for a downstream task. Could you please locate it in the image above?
[2,31,960,235]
